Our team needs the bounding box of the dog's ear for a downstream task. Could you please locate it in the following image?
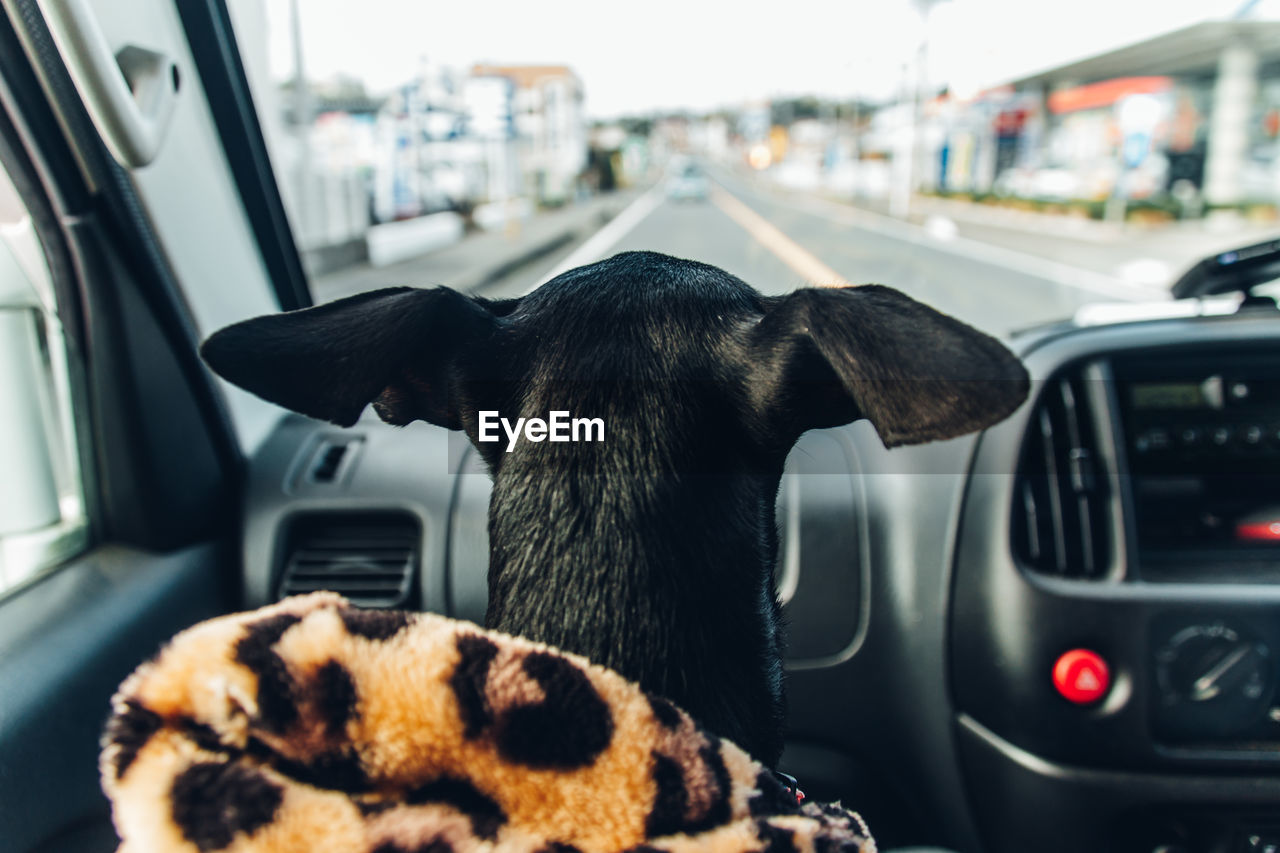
[749,285,1029,447]
[201,286,500,428]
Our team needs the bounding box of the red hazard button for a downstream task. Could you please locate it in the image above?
[1052,649,1110,705]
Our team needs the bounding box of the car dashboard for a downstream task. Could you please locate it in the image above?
[235,304,1280,853]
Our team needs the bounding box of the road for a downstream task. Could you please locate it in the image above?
[476,168,1159,338]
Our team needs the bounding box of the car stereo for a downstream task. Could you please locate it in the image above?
[1113,350,1280,575]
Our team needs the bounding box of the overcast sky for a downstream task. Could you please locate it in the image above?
[262,0,1270,118]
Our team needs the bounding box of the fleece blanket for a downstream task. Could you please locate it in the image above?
[101,592,874,853]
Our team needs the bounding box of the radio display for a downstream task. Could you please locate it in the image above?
[1115,354,1280,569]
[1130,382,1208,411]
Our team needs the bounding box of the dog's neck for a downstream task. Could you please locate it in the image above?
[483,463,787,765]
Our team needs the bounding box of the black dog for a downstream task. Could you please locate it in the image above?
[202,250,1028,766]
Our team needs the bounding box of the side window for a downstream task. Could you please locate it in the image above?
[0,164,88,593]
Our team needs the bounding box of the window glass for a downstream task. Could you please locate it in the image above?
[0,165,88,594]
[227,1,1280,335]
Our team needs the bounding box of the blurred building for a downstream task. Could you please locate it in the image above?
[587,123,651,190]
[269,59,590,269]
[471,64,588,206]
[372,63,493,224]
[916,20,1280,216]
[227,0,377,272]
[688,117,731,160]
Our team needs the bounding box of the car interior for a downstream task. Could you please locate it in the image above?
[1,2,1279,853]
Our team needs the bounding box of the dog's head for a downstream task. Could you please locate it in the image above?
[203,250,1029,763]
[202,250,1028,469]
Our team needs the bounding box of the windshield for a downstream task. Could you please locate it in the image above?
[226,0,1280,337]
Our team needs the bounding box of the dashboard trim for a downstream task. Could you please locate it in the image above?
[952,309,1280,806]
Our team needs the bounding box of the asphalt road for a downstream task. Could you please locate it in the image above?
[476,168,1157,339]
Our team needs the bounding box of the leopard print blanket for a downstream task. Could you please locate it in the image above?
[101,592,874,853]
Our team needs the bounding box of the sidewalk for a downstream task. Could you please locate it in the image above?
[841,192,1280,287]
[312,187,646,304]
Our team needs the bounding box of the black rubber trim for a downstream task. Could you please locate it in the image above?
[0,3,245,515]
[0,29,102,535]
[175,0,312,311]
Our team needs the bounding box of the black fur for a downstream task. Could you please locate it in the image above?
[245,736,370,792]
[176,717,228,755]
[646,738,733,837]
[105,699,162,780]
[645,752,692,838]
[201,250,1029,766]
[451,633,499,738]
[171,762,283,850]
[406,776,507,839]
[749,770,802,817]
[371,840,454,853]
[698,740,734,827]
[645,693,683,730]
[755,819,800,853]
[339,604,415,641]
[314,659,358,738]
[493,651,615,769]
[233,613,301,734]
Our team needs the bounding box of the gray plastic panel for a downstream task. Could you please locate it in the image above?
[784,420,986,852]
[952,311,1280,853]
[954,313,1280,769]
[777,429,867,665]
[242,413,461,612]
[449,445,491,625]
[0,543,231,853]
[243,409,981,849]
[444,429,869,661]
[957,714,1280,853]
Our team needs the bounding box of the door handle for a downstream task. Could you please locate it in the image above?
[35,0,179,168]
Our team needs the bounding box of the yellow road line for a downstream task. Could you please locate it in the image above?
[709,186,851,287]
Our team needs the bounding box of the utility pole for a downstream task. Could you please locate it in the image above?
[290,0,312,244]
[891,0,941,219]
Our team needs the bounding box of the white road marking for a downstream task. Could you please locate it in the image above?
[730,179,1166,303]
[527,185,666,292]
[923,214,959,242]
[1116,257,1173,287]
[709,187,851,287]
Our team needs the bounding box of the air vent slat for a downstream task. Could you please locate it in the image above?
[1076,494,1096,576]
[287,571,407,581]
[284,580,407,592]
[291,558,407,563]
[276,513,420,608]
[1038,408,1068,573]
[1021,483,1042,561]
[1013,372,1111,580]
[292,551,412,562]
[293,539,413,549]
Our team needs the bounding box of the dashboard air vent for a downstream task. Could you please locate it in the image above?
[277,513,419,608]
[1012,373,1111,578]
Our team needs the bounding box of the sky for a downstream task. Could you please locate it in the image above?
[258,0,1270,118]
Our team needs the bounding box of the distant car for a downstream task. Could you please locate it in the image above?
[666,162,709,201]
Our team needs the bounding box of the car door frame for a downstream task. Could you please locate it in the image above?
[0,2,277,848]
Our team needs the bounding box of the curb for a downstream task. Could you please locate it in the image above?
[902,196,1125,243]
[460,207,617,293]
[461,231,577,292]
[312,193,642,305]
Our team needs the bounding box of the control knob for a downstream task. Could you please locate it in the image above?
[1154,623,1274,739]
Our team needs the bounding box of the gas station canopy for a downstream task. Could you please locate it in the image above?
[1009,20,1280,88]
